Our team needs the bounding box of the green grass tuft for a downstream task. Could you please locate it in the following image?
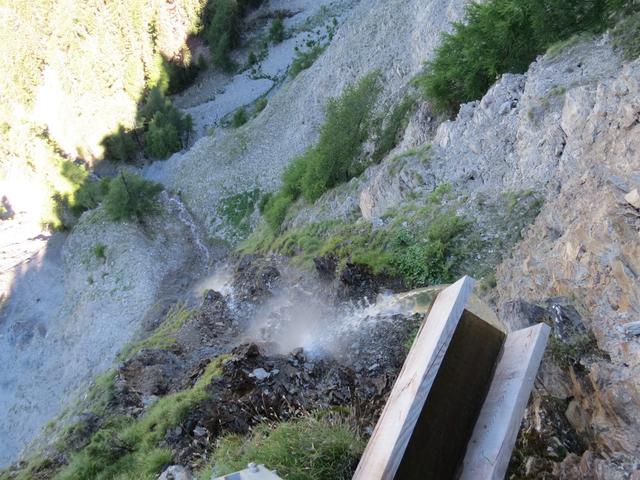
[217,189,261,240]
[290,44,326,78]
[198,416,364,480]
[232,107,249,128]
[118,302,195,361]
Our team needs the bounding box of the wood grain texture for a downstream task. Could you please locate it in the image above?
[352,276,476,480]
[395,310,505,479]
[459,322,551,480]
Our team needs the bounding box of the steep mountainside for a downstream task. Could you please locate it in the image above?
[1,0,640,478]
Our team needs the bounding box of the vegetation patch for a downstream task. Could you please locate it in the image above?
[415,0,624,112]
[612,12,640,60]
[198,416,364,480]
[262,72,381,230]
[290,44,327,78]
[103,172,164,223]
[254,97,268,113]
[372,95,417,164]
[92,244,107,263]
[269,16,286,44]
[232,107,249,128]
[52,161,111,228]
[118,302,195,361]
[204,0,265,71]
[217,189,261,240]
[548,331,601,368]
[55,357,228,480]
[244,189,476,288]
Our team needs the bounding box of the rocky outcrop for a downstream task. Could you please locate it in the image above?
[494,56,640,476]
[288,31,640,478]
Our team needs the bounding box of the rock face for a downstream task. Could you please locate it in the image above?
[288,32,640,477]
[494,56,640,476]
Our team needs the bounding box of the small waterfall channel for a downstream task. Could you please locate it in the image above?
[162,192,211,267]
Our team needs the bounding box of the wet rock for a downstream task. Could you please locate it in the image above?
[112,349,190,414]
[232,256,280,304]
[313,254,338,280]
[176,290,236,351]
[501,300,551,331]
[338,263,399,302]
[622,321,640,336]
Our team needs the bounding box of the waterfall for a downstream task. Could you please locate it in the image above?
[162,192,211,267]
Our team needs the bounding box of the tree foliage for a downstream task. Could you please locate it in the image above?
[417,0,617,112]
[103,172,163,222]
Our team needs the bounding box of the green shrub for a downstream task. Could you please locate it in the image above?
[311,72,381,187]
[92,244,107,262]
[232,107,248,128]
[261,73,381,230]
[217,189,261,239]
[108,86,192,161]
[269,17,285,43]
[247,197,472,288]
[142,98,193,159]
[206,0,241,71]
[290,44,326,77]
[393,213,468,287]
[56,162,111,221]
[417,0,613,112]
[103,172,163,223]
[263,192,295,230]
[139,87,168,123]
[202,416,364,480]
[144,116,180,159]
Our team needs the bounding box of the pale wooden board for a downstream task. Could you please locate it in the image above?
[459,322,551,480]
[352,276,476,480]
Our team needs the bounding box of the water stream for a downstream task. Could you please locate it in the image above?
[163,192,211,267]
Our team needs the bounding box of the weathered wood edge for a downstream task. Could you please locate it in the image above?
[352,276,476,480]
[459,322,551,480]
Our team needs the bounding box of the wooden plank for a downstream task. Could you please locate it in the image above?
[394,309,505,479]
[459,323,551,480]
[352,276,476,480]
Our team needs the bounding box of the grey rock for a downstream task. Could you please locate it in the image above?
[159,465,192,480]
[193,425,208,437]
[251,368,271,381]
[622,321,640,337]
